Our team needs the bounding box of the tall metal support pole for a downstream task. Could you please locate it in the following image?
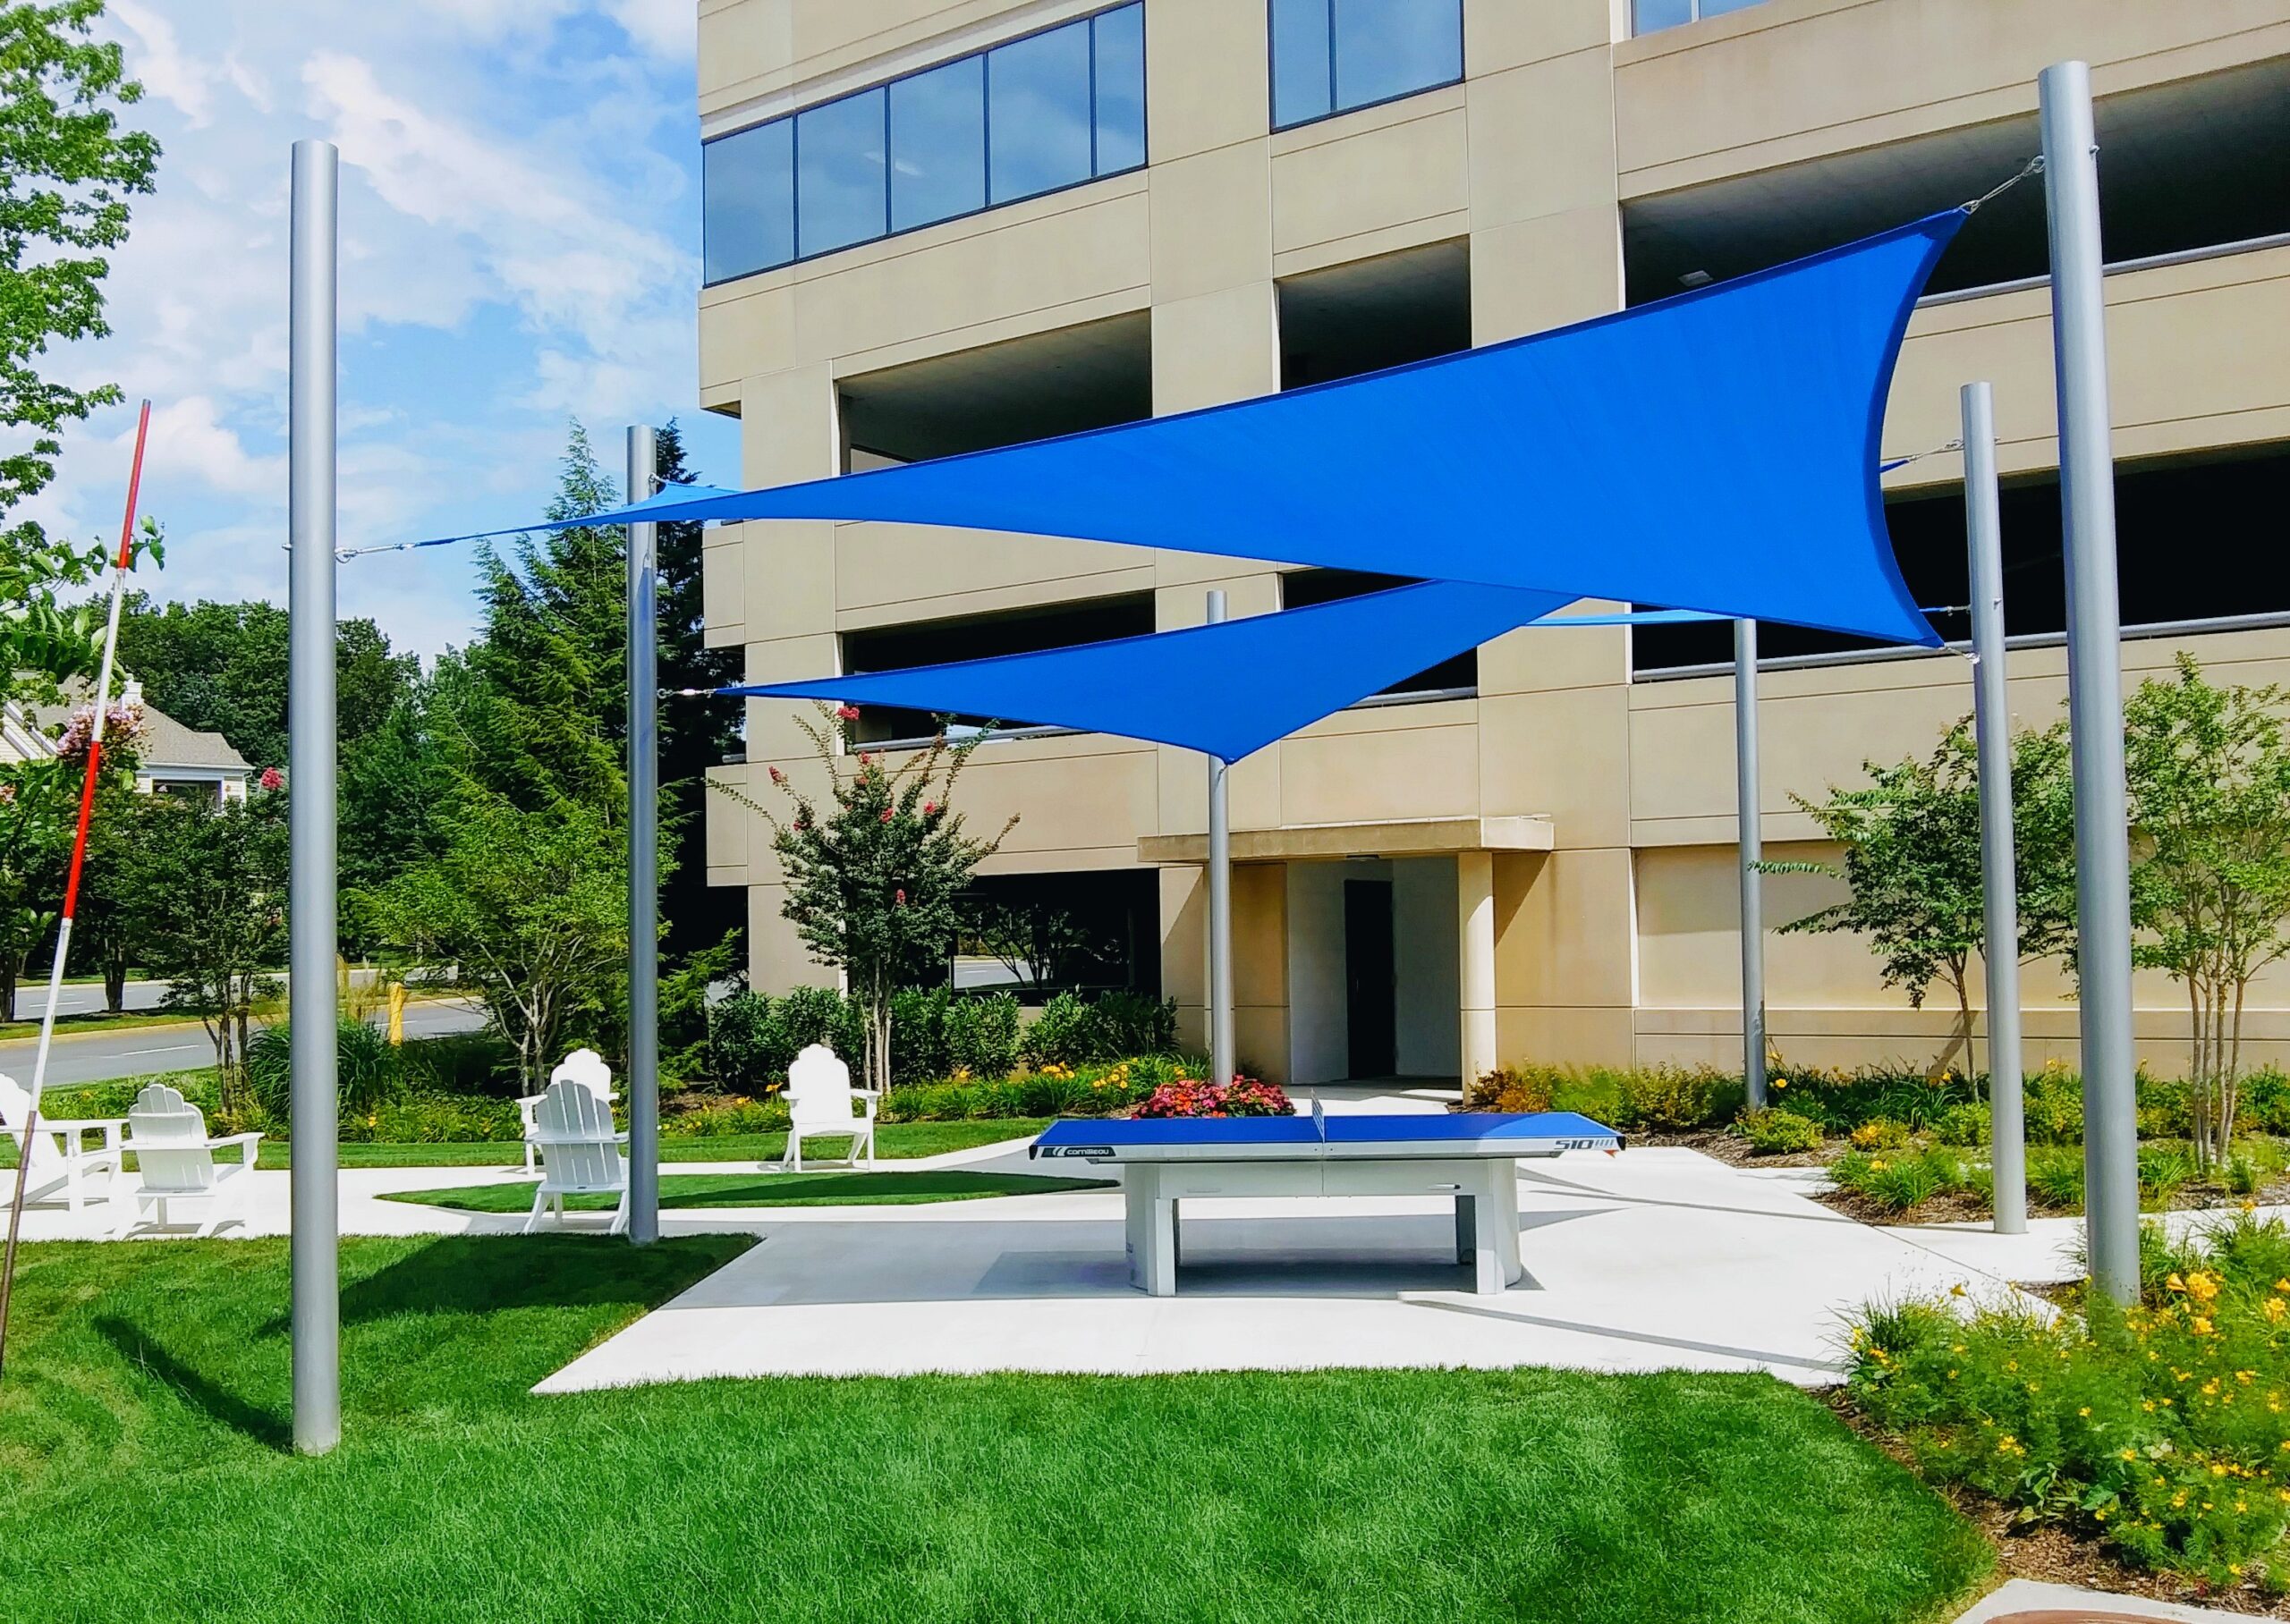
[1734,619,1767,1109]
[1963,381,2027,1236]
[287,138,341,1455]
[625,426,661,1245]
[1206,590,1234,1086]
[2041,61,2138,1303]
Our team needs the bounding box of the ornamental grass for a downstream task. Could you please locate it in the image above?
[1848,1210,2290,1587]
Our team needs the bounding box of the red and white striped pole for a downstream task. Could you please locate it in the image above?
[0,400,153,1379]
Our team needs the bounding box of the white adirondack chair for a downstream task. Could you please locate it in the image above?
[517,1048,617,1177]
[115,1083,263,1238]
[524,1076,630,1234]
[0,1070,123,1214]
[779,1044,877,1171]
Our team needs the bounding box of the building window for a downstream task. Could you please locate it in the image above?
[1270,0,1463,131]
[1631,0,1772,35]
[702,3,1147,285]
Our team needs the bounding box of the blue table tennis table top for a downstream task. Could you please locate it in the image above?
[1030,1109,1621,1158]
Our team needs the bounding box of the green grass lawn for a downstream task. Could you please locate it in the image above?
[383,1168,1111,1211]
[265,1119,1052,1170]
[0,1235,1992,1622]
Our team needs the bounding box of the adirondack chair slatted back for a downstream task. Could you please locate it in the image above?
[129,1084,223,1195]
[533,1078,623,1192]
[786,1045,859,1132]
[549,1047,615,1102]
[0,1073,62,1182]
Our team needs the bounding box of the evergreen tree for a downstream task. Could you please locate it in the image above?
[464,422,627,812]
[654,420,742,959]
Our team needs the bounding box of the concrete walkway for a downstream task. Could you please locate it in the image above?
[531,1141,2053,1394]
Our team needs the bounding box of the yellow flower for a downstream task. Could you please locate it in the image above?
[2167,1273,2187,1294]
[1772,1077,1787,1090]
[2121,1448,2139,1461]
[2271,1298,2290,1324]
[2080,1408,2092,1418]
[2185,1270,2219,1303]
[1949,1282,1966,1298]
[2192,1317,2215,1335]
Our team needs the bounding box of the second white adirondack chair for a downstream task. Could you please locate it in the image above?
[115,1083,263,1238]
[517,1048,617,1177]
[524,1076,631,1234]
[0,1070,124,1214]
[780,1044,877,1171]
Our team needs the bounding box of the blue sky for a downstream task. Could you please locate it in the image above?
[21,0,741,661]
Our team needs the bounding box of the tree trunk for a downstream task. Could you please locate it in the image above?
[0,960,14,1025]
[103,954,126,1014]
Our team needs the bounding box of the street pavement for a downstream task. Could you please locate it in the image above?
[0,994,488,1089]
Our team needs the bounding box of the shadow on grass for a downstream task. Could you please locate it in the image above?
[94,1315,291,1452]
[334,1233,752,1328]
[385,1170,1113,1214]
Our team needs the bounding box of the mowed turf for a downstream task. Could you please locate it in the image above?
[382,1168,1112,1211]
[0,1237,1992,1624]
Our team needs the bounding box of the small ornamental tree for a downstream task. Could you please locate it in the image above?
[133,776,290,1102]
[733,704,1013,1095]
[2124,655,2290,1169]
[1771,717,2076,1080]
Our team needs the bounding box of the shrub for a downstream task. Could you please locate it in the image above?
[244,1019,402,1120]
[395,1030,516,1095]
[945,993,1022,1078]
[2137,1141,2195,1211]
[1740,1108,1823,1155]
[2027,1144,2086,1210]
[344,1090,520,1144]
[1468,1065,1556,1114]
[663,1096,791,1138]
[1830,1146,1969,1214]
[1616,1065,1739,1132]
[1931,1103,1990,1147]
[1018,991,1180,1068]
[1132,1076,1291,1119]
[708,985,871,1092]
[2024,1062,2085,1145]
[1850,1118,1913,1153]
[1846,1212,2290,1587]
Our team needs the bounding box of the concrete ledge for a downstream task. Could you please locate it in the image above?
[1140,816,1554,866]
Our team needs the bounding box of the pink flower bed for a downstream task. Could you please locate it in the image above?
[1130,1076,1292,1119]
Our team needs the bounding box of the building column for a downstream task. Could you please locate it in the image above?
[1458,850,1497,1087]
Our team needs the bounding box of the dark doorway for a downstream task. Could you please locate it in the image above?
[1344,879,1396,1078]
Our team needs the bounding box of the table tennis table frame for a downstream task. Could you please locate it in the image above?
[1119,1150,1523,1296]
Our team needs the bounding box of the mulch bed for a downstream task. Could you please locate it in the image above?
[1827,1391,2290,1617]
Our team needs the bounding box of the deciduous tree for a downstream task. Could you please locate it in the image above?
[2125,656,2290,1168]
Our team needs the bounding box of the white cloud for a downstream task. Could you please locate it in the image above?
[28,2,717,658]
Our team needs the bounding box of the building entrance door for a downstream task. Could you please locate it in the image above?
[1344,878,1396,1078]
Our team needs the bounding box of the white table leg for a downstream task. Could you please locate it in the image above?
[1124,1166,1178,1296]
[1470,1159,1523,1295]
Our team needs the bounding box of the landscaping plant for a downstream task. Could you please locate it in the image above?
[1132,1076,1292,1119]
[2124,656,2290,1170]
[1848,1211,2290,1588]
[731,703,1012,1097]
[1738,1108,1823,1155]
[1768,718,2075,1081]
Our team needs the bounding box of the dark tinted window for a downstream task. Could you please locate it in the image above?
[701,119,793,283]
[1272,0,1463,131]
[797,89,886,257]
[700,5,1146,284]
[988,20,1095,204]
[890,57,986,232]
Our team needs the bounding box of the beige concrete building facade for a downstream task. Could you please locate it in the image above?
[695,0,2290,1087]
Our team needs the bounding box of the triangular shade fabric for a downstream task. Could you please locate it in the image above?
[360,481,744,557]
[725,581,1574,763]
[522,212,1963,646]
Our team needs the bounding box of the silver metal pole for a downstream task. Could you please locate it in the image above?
[2041,61,2138,1303]
[1963,381,2026,1235]
[1206,590,1234,1087]
[287,138,340,1455]
[1734,619,1767,1109]
[625,426,660,1245]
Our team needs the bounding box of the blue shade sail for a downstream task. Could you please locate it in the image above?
[531,213,1965,647]
[718,581,1577,764]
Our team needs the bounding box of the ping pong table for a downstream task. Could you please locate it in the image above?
[1029,1106,1622,1296]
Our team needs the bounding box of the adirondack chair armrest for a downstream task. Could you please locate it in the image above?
[851,1091,880,1121]
[207,1132,264,1165]
[44,1117,127,1154]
